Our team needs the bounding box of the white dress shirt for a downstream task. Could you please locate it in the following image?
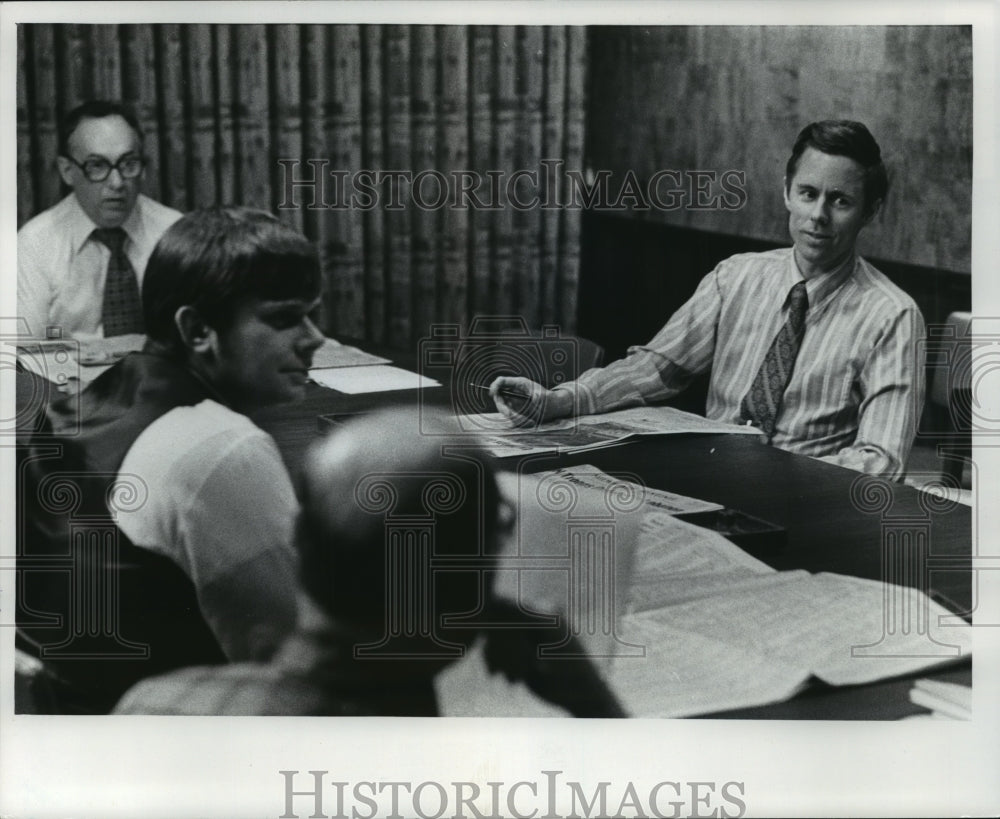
[17,192,182,339]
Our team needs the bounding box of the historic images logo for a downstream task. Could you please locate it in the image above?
[277,159,748,213]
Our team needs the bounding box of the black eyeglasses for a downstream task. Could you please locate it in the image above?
[65,154,146,183]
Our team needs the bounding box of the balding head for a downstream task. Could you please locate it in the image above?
[297,407,500,651]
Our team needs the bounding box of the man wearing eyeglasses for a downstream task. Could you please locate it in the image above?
[17,99,182,339]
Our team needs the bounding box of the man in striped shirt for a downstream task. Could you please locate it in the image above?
[491,120,925,479]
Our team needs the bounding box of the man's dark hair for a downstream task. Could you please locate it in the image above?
[142,206,322,352]
[785,120,889,213]
[58,100,144,157]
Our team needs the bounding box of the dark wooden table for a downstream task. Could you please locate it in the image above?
[251,353,973,720]
[19,346,972,719]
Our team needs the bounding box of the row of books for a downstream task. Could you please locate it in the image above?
[17,23,588,348]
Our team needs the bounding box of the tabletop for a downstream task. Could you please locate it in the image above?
[15,340,975,719]
[250,352,973,720]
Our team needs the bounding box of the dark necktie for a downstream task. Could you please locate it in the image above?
[92,227,144,337]
[740,280,809,442]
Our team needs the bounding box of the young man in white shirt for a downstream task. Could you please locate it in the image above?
[18,207,324,712]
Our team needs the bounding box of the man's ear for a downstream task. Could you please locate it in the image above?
[862,198,883,226]
[174,306,216,354]
[56,156,75,188]
[782,176,791,211]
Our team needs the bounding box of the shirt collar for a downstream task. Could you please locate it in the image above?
[68,192,144,253]
[785,250,857,312]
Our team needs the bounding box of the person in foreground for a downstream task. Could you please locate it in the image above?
[491,120,925,479]
[114,408,625,717]
[18,206,324,713]
[17,99,183,339]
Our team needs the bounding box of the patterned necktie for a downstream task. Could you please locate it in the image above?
[740,280,809,441]
[92,227,145,337]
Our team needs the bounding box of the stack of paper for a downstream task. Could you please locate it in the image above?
[307,338,390,369]
[308,365,440,393]
[306,339,440,393]
[908,678,971,719]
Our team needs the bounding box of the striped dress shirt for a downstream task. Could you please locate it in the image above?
[556,248,925,479]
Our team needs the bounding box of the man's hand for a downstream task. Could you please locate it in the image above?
[489,376,573,426]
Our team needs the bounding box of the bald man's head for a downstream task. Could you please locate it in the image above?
[297,407,500,650]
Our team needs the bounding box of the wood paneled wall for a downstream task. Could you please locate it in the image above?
[586,26,972,274]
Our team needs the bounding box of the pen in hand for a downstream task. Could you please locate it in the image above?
[469,382,530,403]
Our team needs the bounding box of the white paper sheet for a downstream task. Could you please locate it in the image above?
[308,338,391,368]
[536,464,724,515]
[307,363,440,393]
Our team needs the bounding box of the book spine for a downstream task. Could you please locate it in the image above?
[361,25,387,344]
[158,24,188,212]
[438,25,469,328]
[410,25,439,344]
[492,26,517,316]
[185,24,218,208]
[558,26,587,334]
[214,25,237,205]
[121,25,162,203]
[271,24,304,233]
[383,25,412,348]
[234,25,271,209]
[91,24,122,100]
[540,26,567,326]
[301,25,329,329]
[57,24,90,108]
[467,25,494,319]
[514,26,544,328]
[326,24,365,339]
[28,25,61,210]
[17,24,35,224]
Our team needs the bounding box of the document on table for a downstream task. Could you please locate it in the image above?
[534,465,724,516]
[464,404,762,457]
[307,364,440,393]
[610,570,972,717]
[440,500,973,717]
[491,470,645,665]
[625,509,776,613]
[308,338,390,369]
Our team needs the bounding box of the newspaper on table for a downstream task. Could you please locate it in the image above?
[439,505,972,717]
[463,404,762,458]
[533,464,723,516]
